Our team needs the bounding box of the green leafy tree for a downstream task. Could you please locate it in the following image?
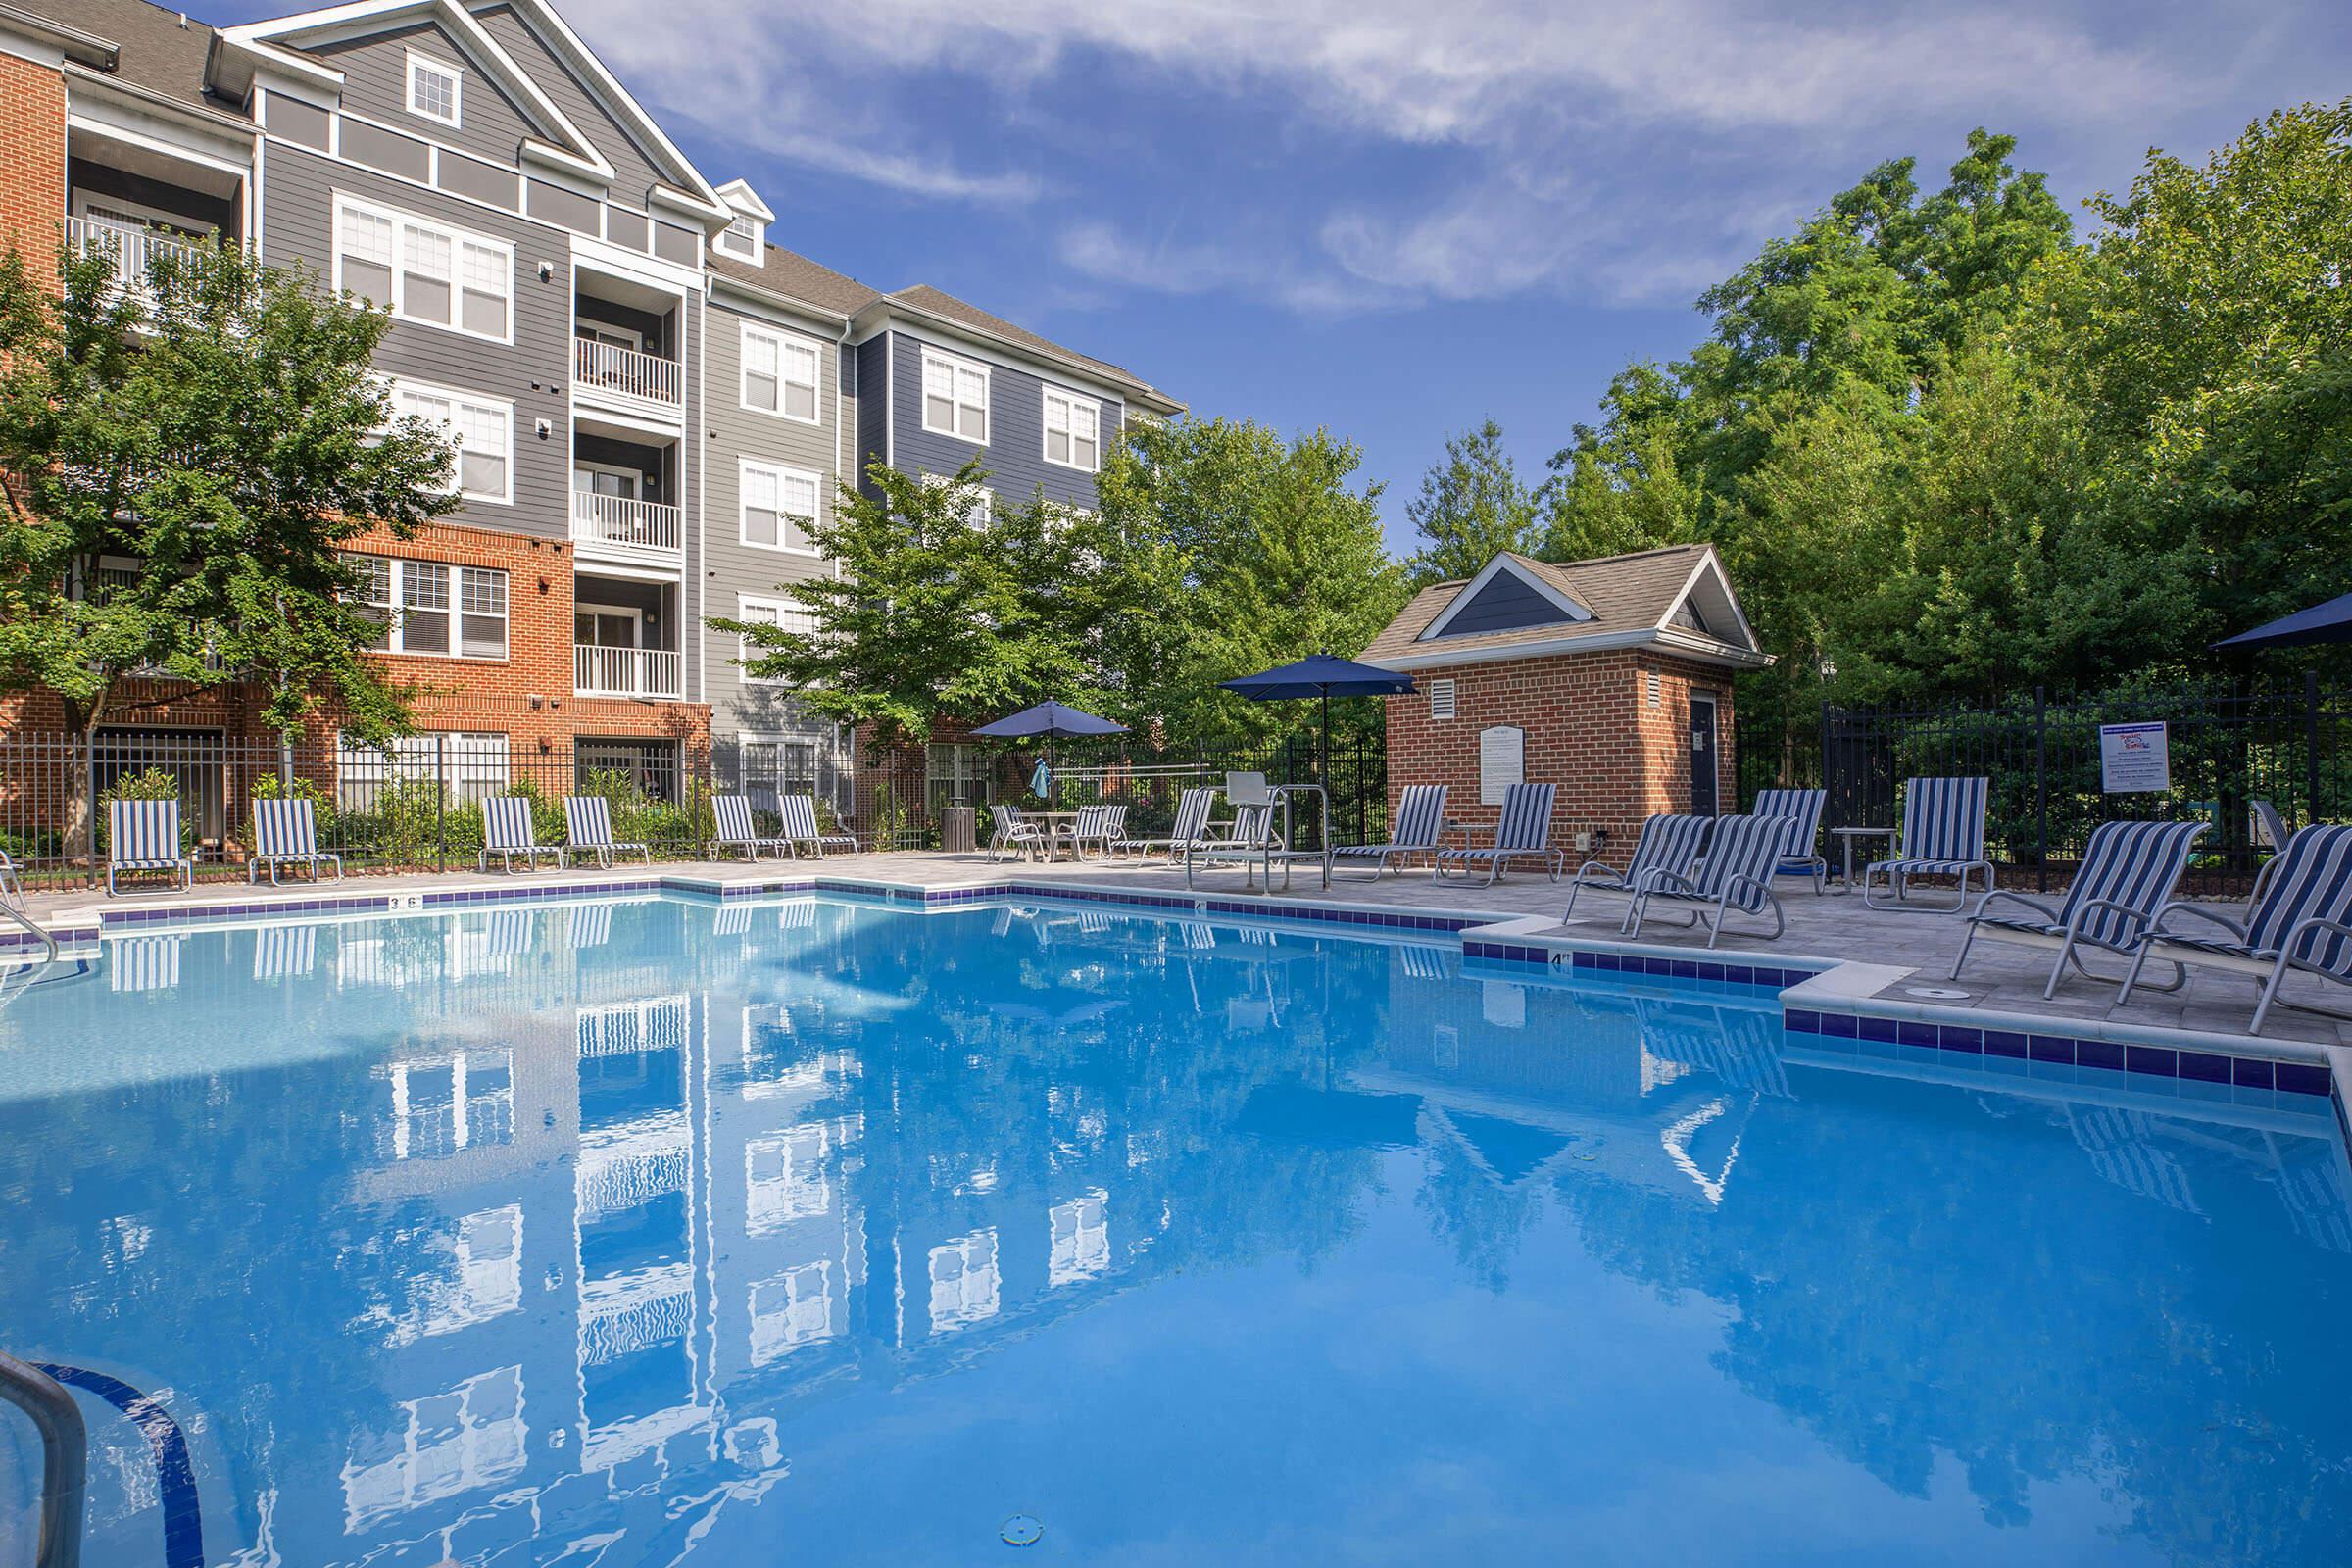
[1092,416,1407,739]
[0,237,457,856]
[710,459,1095,744]
[1402,418,1541,585]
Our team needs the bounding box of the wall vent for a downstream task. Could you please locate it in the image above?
[1429,678,1456,720]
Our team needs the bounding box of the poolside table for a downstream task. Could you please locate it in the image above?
[1829,825,1895,892]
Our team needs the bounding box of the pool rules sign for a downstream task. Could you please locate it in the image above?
[2098,721,2171,793]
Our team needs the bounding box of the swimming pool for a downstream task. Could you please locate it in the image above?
[1,892,2347,1565]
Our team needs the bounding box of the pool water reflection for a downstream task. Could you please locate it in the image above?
[0,894,2347,1566]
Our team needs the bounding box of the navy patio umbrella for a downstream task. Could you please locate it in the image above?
[970,701,1129,806]
[2213,591,2352,651]
[1218,652,1416,794]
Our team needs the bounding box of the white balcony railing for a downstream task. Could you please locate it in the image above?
[575,644,682,700]
[574,339,682,408]
[570,491,682,556]
[66,216,208,297]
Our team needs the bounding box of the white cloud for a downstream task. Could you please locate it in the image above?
[564,0,2231,310]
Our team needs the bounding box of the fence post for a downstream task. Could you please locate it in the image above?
[1817,701,1833,825]
[2034,685,2048,894]
[2307,668,2323,827]
[84,729,98,891]
[435,732,448,875]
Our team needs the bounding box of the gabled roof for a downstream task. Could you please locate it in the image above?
[1415,551,1594,642]
[708,242,882,322]
[215,0,725,216]
[865,283,1184,414]
[1358,543,1771,671]
[11,0,231,116]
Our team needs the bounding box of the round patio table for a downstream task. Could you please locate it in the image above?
[1829,825,1895,893]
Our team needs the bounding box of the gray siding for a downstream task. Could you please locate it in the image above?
[855,336,890,494]
[473,4,671,208]
[701,293,844,733]
[1436,572,1574,638]
[312,23,538,166]
[259,140,573,539]
[887,332,1118,512]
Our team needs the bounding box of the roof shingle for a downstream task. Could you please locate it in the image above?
[1359,544,1756,664]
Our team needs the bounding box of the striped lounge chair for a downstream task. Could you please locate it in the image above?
[248,797,342,885]
[1184,802,1284,888]
[710,794,792,860]
[1564,812,1713,924]
[2120,823,2352,1035]
[1862,777,1994,911]
[564,795,651,868]
[107,798,193,895]
[1624,812,1789,948]
[1949,819,2209,998]
[989,804,1049,862]
[1060,804,1117,861]
[1099,803,1134,858]
[1435,783,1562,886]
[1753,787,1828,892]
[780,794,859,858]
[1333,784,1448,880]
[478,797,565,873]
[1128,787,1218,862]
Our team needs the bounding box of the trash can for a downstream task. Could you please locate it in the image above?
[939,805,977,854]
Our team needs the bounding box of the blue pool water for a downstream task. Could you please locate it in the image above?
[1,893,2348,1566]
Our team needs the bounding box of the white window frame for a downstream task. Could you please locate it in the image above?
[405,50,463,127]
[387,379,514,505]
[739,459,822,556]
[921,472,993,531]
[736,594,819,685]
[716,214,761,260]
[334,193,513,344]
[349,555,509,662]
[1041,385,1101,473]
[919,346,989,444]
[741,322,822,425]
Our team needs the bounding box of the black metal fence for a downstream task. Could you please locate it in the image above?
[1744,676,2350,895]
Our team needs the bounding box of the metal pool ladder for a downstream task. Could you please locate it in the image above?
[0,851,56,964]
[0,1351,86,1568]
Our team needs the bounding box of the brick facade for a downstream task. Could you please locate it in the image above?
[1385,649,1739,870]
[0,49,66,273]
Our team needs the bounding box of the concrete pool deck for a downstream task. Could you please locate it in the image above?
[11,847,2352,1070]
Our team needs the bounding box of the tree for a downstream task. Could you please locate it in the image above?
[710,460,1096,743]
[1541,365,1702,563]
[1402,419,1540,585]
[1093,416,1407,739]
[0,237,458,857]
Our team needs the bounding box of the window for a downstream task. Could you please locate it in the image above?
[1042,387,1100,471]
[1429,678,1456,720]
[920,348,988,442]
[348,556,508,660]
[406,51,462,126]
[741,460,819,553]
[922,472,992,531]
[336,196,511,341]
[717,214,760,260]
[925,743,990,813]
[742,323,819,422]
[738,595,819,683]
[389,381,512,503]
[335,730,509,811]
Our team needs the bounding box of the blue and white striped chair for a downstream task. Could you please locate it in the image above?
[780,794,859,858]
[1564,812,1714,923]
[1435,783,1562,886]
[107,798,193,895]
[1060,803,1116,861]
[478,796,564,873]
[1100,802,1134,858]
[1128,787,1218,861]
[248,797,341,885]
[2122,823,2352,1035]
[1184,802,1284,888]
[988,803,1049,862]
[1753,787,1828,893]
[1333,783,1448,880]
[710,794,792,860]
[564,795,651,868]
[1863,777,1994,911]
[1624,812,1789,948]
[1950,819,2209,998]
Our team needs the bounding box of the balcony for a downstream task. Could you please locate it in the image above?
[574,339,681,417]
[571,491,682,562]
[67,215,209,301]
[575,645,682,700]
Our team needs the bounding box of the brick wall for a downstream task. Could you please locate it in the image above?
[0,49,66,275]
[1384,648,1740,870]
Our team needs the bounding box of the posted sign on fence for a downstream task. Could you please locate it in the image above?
[2098,721,2171,793]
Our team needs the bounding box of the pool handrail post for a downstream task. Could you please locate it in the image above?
[0,1350,86,1568]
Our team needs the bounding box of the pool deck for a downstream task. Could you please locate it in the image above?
[12,848,2352,1087]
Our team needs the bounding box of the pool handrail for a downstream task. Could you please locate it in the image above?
[0,1350,86,1568]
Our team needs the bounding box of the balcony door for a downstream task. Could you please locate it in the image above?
[573,466,640,503]
[575,604,642,651]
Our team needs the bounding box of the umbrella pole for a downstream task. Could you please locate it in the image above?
[1320,689,1331,850]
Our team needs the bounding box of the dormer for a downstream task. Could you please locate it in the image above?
[1416,554,1592,642]
[714,179,774,261]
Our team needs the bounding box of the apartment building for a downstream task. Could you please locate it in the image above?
[0,0,1178,829]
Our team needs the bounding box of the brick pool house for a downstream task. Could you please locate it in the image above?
[1358,544,1771,868]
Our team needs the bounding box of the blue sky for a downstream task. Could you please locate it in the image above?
[227,1,2352,554]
